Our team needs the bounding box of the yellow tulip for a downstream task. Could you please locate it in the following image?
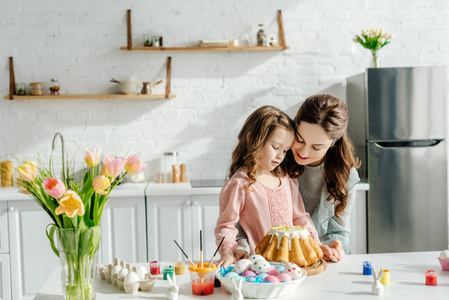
[55,190,85,218]
[93,175,110,195]
[84,147,101,167]
[17,161,38,182]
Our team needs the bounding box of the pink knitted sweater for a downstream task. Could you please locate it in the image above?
[214,168,319,255]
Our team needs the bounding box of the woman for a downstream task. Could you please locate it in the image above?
[235,94,360,263]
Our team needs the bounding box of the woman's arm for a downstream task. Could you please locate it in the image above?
[321,168,360,254]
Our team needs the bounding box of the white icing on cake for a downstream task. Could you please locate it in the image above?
[267,225,310,251]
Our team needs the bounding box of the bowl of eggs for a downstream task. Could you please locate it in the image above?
[216,255,307,298]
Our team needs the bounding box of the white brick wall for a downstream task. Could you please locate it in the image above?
[1,0,449,181]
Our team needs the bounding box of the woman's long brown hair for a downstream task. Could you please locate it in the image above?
[229,105,295,189]
[283,94,360,218]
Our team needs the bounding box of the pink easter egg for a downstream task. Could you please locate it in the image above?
[277,273,292,283]
[263,275,280,283]
[242,270,256,278]
[267,269,280,276]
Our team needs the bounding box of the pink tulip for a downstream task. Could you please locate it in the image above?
[42,177,66,199]
[55,190,85,218]
[84,147,101,167]
[102,154,125,178]
[124,154,147,175]
[92,175,110,195]
[17,161,38,182]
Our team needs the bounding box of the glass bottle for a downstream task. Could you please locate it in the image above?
[49,78,60,95]
[257,24,268,46]
[162,152,178,183]
[16,82,26,95]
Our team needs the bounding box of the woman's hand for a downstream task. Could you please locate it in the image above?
[216,249,237,268]
[321,240,344,262]
[235,249,249,260]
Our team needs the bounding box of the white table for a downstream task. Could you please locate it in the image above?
[35,251,448,299]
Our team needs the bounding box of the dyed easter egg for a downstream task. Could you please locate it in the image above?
[242,270,256,278]
[277,273,292,283]
[263,275,280,283]
[267,269,280,276]
[251,259,270,273]
[234,259,252,273]
[246,275,257,282]
[256,273,269,282]
[224,271,240,279]
[274,264,285,273]
[283,262,302,279]
[249,254,265,262]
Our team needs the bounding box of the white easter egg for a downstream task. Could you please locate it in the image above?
[234,259,252,274]
[249,254,264,262]
[283,262,302,279]
[136,266,147,280]
[111,265,122,276]
[439,249,449,260]
[251,259,270,274]
[117,268,129,280]
[124,271,140,284]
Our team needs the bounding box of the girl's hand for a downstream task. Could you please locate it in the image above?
[321,241,343,262]
[216,249,237,268]
[235,249,249,260]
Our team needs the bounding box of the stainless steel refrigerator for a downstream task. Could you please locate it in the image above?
[346,67,448,253]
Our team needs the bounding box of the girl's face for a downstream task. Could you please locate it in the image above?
[258,128,294,174]
[291,121,334,167]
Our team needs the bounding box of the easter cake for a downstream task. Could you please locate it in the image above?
[255,225,324,267]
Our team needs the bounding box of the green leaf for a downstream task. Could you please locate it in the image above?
[46,224,60,257]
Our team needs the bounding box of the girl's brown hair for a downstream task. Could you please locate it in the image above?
[283,94,360,218]
[229,105,295,189]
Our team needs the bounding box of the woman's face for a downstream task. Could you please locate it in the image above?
[291,121,334,166]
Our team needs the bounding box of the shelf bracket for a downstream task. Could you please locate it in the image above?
[165,57,171,98]
[9,57,15,100]
[277,10,287,50]
[127,9,132,50]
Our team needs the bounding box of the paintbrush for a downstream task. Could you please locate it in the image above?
[200,230,203,268]
[208,236,225,266]
[174,240,196,269]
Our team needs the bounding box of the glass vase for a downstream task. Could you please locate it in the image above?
[371,50,380,68]
[56,227,101,300]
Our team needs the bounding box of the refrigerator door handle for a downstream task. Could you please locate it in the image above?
[372,139,444,148]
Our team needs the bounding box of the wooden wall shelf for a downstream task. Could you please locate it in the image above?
[4,94,176,100]
[122,10,289,51]
[5,57,174,100]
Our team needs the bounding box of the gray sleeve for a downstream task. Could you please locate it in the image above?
[236,221,250,253]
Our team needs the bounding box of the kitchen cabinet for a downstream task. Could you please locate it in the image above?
[0,254,11,300]
[8,200,59,300]
[100,195,147,264]
[146,193,220,262]
[0,202,10,300]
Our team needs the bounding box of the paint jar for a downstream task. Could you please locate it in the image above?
[175,261,185,275]
[149,261,160,275]
[425,270,437,286]
[163,265,174,280]
[362,261,372,275]
[189,263,217,296]
[380,269,390,285]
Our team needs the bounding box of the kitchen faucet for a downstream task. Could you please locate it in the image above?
[52,132,66,183]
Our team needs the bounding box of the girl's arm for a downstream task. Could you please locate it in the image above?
[214,178,244,266]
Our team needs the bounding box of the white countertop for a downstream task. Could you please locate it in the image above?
[0,181,369,201]
[35,251,447,299]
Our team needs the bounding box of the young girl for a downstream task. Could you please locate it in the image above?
[214,105,319,267]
